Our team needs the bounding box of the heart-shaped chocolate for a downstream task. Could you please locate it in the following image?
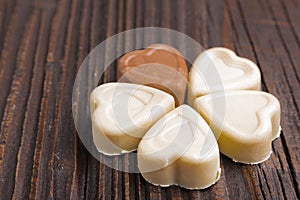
[188,47,261,105]
[90,82,175,155]
[193,90,281,164]
[118,44,188,106]
[138,105,221,189]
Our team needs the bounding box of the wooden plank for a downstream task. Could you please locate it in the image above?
[223,0,299,199]
[52,0,82,198]
[0,0,299,199]
[242,0,299,198]
[0,1,40,199]
[12,1,57,199]
[29,62,62,199]
[70,0,92,199]
[0,0,16,59]
[0,0,32,130]
[77,0,109,199]
[29,2,77,198]
[46,0,72,62]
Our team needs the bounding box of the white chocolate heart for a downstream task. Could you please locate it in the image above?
[138,105,221,189]
[193,90,281,164]
[188,47,261,105]
[90,82,175,155]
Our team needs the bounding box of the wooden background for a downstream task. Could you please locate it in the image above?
[0,0,299,199]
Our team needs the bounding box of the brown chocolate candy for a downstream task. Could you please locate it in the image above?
[117,44,188,106]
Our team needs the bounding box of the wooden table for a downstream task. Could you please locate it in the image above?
[0,0,299,199]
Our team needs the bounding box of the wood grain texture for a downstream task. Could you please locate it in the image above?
[0,0,299,199]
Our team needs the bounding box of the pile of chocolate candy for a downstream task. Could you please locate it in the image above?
[90,44,281,189]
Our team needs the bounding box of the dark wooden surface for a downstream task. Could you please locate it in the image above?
[0,0,299,199]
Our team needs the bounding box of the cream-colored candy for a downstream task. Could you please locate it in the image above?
[193,90,281,164]
[188,47,261,105]
[138,105,221,189]
[90,82,175,155]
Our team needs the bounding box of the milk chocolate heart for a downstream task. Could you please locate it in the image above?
[193,90,281,164]
[90,82,175,155]
[118,44,188,106]
[138,105,221,189]
[188,47,261,105]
